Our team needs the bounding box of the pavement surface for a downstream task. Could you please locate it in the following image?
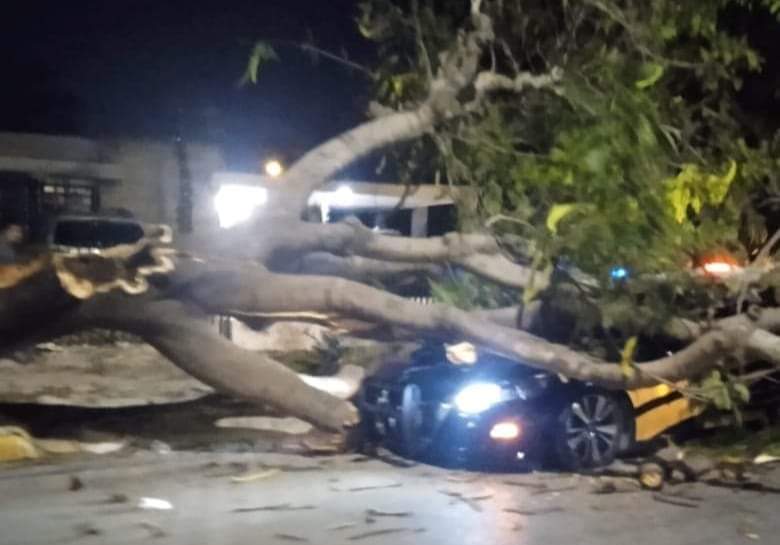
[2,449,779,545]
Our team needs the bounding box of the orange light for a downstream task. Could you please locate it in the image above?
[489,421,521,441]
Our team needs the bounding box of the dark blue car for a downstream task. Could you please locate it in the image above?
[358,343,636,470]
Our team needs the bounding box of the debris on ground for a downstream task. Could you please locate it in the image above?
[589,477,639,494]
[216,416,313,435]
[68,475,84,491]
[149,440,172,455]
[439,490,493,512]
[0,425,128,463]
[274,533,309,542]
[139,521,167,539]
[0,426,39,462]
[330,481,403,492]
[35,342,64,352]
[328,522,359,531]
[137,497,174,511]
[230,468,281,483]
[231,503,315,513]
[74,522,102,537]
[347,528,414,541]
[503,506,565,516]
[107,493,130,504]
[365,508,412,518]
[754,453,780,465]
[651,493,700,508]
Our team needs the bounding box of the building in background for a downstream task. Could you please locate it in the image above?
[0,133,463,243]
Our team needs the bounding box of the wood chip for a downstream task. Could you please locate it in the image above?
[232,504,315,513]
[230,468,281,483]
[503,506,564,516]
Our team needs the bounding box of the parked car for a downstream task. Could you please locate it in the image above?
[358,341,777,470]
[46,213,145,255]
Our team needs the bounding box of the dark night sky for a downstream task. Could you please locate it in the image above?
[0,0,372,170]
[1,2,778,172]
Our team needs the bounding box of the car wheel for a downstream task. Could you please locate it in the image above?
[399,383,431,458]
[552,389,631,470]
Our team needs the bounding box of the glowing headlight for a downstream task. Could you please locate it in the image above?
[453,383,503,414]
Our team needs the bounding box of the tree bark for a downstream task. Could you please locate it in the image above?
[74,294,358,432]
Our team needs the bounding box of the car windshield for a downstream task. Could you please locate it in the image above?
[53,219,144,248]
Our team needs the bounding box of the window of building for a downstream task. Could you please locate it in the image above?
[41,180,98,215]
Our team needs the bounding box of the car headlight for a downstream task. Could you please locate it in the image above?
[453,383,504,414]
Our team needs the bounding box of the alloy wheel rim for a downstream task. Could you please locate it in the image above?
[564,393,619,465]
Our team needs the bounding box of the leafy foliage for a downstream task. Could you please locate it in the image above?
[363,0,780,345]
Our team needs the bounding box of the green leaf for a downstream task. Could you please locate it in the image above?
[240,42,278,86]
[619,336,638,378]
[733,382,751,404]
[546,203,577,234]
[636,63,664,89]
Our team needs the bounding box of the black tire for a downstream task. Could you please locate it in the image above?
[552,389,633,471]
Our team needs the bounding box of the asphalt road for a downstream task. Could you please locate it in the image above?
[1,450,778,545]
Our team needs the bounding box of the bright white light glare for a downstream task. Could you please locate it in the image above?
[702,261,736,276]
[331,184,355,206]
[489,421,521,440]
[214,184,268,228]
[454,383,503,414]
[264,160,284,178]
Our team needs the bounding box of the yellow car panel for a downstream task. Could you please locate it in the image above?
[627,383,703,442]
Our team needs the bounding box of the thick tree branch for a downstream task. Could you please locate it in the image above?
[74,294,358,432]
[181,265,755,389]
[294,251,445,283]
[266,220,535,289]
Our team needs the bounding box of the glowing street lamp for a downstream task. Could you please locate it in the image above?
[214,184,268,228]
[264,159,284,178]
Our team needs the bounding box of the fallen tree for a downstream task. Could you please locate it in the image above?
[2,0,780,432]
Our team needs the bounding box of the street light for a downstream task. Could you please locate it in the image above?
[264,159,284,178]
[214,184,268,228]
